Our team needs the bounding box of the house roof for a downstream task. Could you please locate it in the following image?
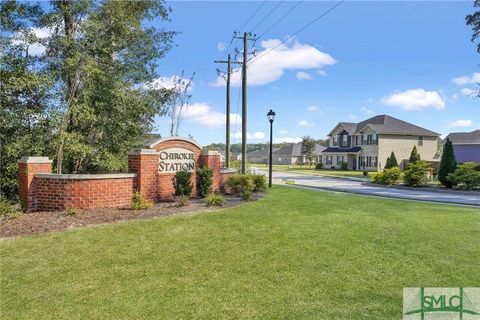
[273,143,326,157]
[328,115,440,137]
[445,130,480,145]
[247,148,280,158]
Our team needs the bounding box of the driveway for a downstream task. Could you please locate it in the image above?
[253,169,480,207]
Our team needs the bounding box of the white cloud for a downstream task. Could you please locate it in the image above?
[307,105,319,112]
[217,42,226,52]
[451,93,460,100]
[274,137,303,143]
[460,88,479,97]
[451,72,480,85]
[449,119,473,128]
[381,89,445,111]
[146,75,194,91]
[360,106,374,115]
[317,69,327,76]
[296,71,313,81]
[298,120,314,127]
[12,27,51,56]
[233,131,265,140]
[182,102,241,128]
[278,130,288,135]
[211,38,336,87]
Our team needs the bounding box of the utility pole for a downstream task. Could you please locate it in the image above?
[214,54,240,168]
[234,32,256,174]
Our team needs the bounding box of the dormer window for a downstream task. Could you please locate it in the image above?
[342,135,348,145]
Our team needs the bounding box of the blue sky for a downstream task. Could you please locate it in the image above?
[152,1,479,145]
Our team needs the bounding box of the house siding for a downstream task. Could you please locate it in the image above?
[452,144,480,163]
[378,134,438,170]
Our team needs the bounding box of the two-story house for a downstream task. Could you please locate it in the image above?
[321,115,440,171]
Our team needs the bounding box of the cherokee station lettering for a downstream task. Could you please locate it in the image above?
[158,148,196,173]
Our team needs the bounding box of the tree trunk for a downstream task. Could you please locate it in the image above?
[56,0,76,174]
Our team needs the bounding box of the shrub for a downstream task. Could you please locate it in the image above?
[370,167,401,185]
[362,170,368,177]
[225,173,254,196]
[175,195,190,207]
[315,162,323,169]
[0,199,21,219]
[206,193,225,206]
[241,190,252,201]
[65,207,78,216]
[131,192,153,210]
[409,145,421,163]
[403,160,431,186]
[447,162,480,191]
[196,167,213,198]
[341,162,348,170]
[249,173,267,191]
[385,151,399,169]
[438,139,457,188]
[172,171,193,197]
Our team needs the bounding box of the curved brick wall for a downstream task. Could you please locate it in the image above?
[34,174,135,211]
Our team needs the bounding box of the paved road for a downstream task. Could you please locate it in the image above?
[253,169,480,207]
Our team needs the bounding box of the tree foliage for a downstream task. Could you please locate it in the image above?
[403,160,431,186]
[438,139,457,188]
[466,0,480,54]
[301,136,316,166]
[384,151,399,169]
[447,162,480,190]
[0,0,177,200]
[408,145,421,164]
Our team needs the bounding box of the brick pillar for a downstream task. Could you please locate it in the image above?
[18,157,53,211]
[128,149,159,202]
[199,151,222,192]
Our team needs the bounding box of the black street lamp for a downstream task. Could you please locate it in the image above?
[267,109,276,188]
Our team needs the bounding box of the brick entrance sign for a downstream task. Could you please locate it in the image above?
[19,137,235,211]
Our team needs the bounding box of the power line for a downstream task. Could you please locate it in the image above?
[219,1,267,62]
[256,0,302,40]
[238,0,268,33]
[249,0,284,34]
[249,0,345,67]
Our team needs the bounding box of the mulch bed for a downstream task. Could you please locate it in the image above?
[1,193,264,239]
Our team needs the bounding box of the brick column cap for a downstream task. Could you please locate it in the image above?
[128,149,159,155]
[18,157,53,164]
[202,150,220,156]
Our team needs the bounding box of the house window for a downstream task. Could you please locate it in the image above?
[355,135,358,146]
[332,137,337,146]
[337,155,345,165]
[359,156,365,167]
[372,133,377,145]
[342,135,348,145]
[362,134,367,145]
[418,136,423,146]
[373,157,378,167]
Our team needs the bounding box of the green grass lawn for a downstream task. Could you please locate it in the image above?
[1,187,479,319]
[254,164,369,179]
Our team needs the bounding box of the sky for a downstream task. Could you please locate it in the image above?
[152,1,479,145]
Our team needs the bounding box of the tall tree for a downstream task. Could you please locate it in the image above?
[0,1,56,200]
[40,0,176,173]
[409,145,421,164]
[164,72,195,136]
[301,136,315,167]
[438,139,457,188]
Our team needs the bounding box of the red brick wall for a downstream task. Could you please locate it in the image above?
[128,153,158,202]
[199,153,221,191]
[18,160,52,211]
[35,177,134,211]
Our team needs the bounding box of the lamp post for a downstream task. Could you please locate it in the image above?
[267,109,276,188]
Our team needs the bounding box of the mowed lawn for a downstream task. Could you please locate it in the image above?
[1,187,479,319]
